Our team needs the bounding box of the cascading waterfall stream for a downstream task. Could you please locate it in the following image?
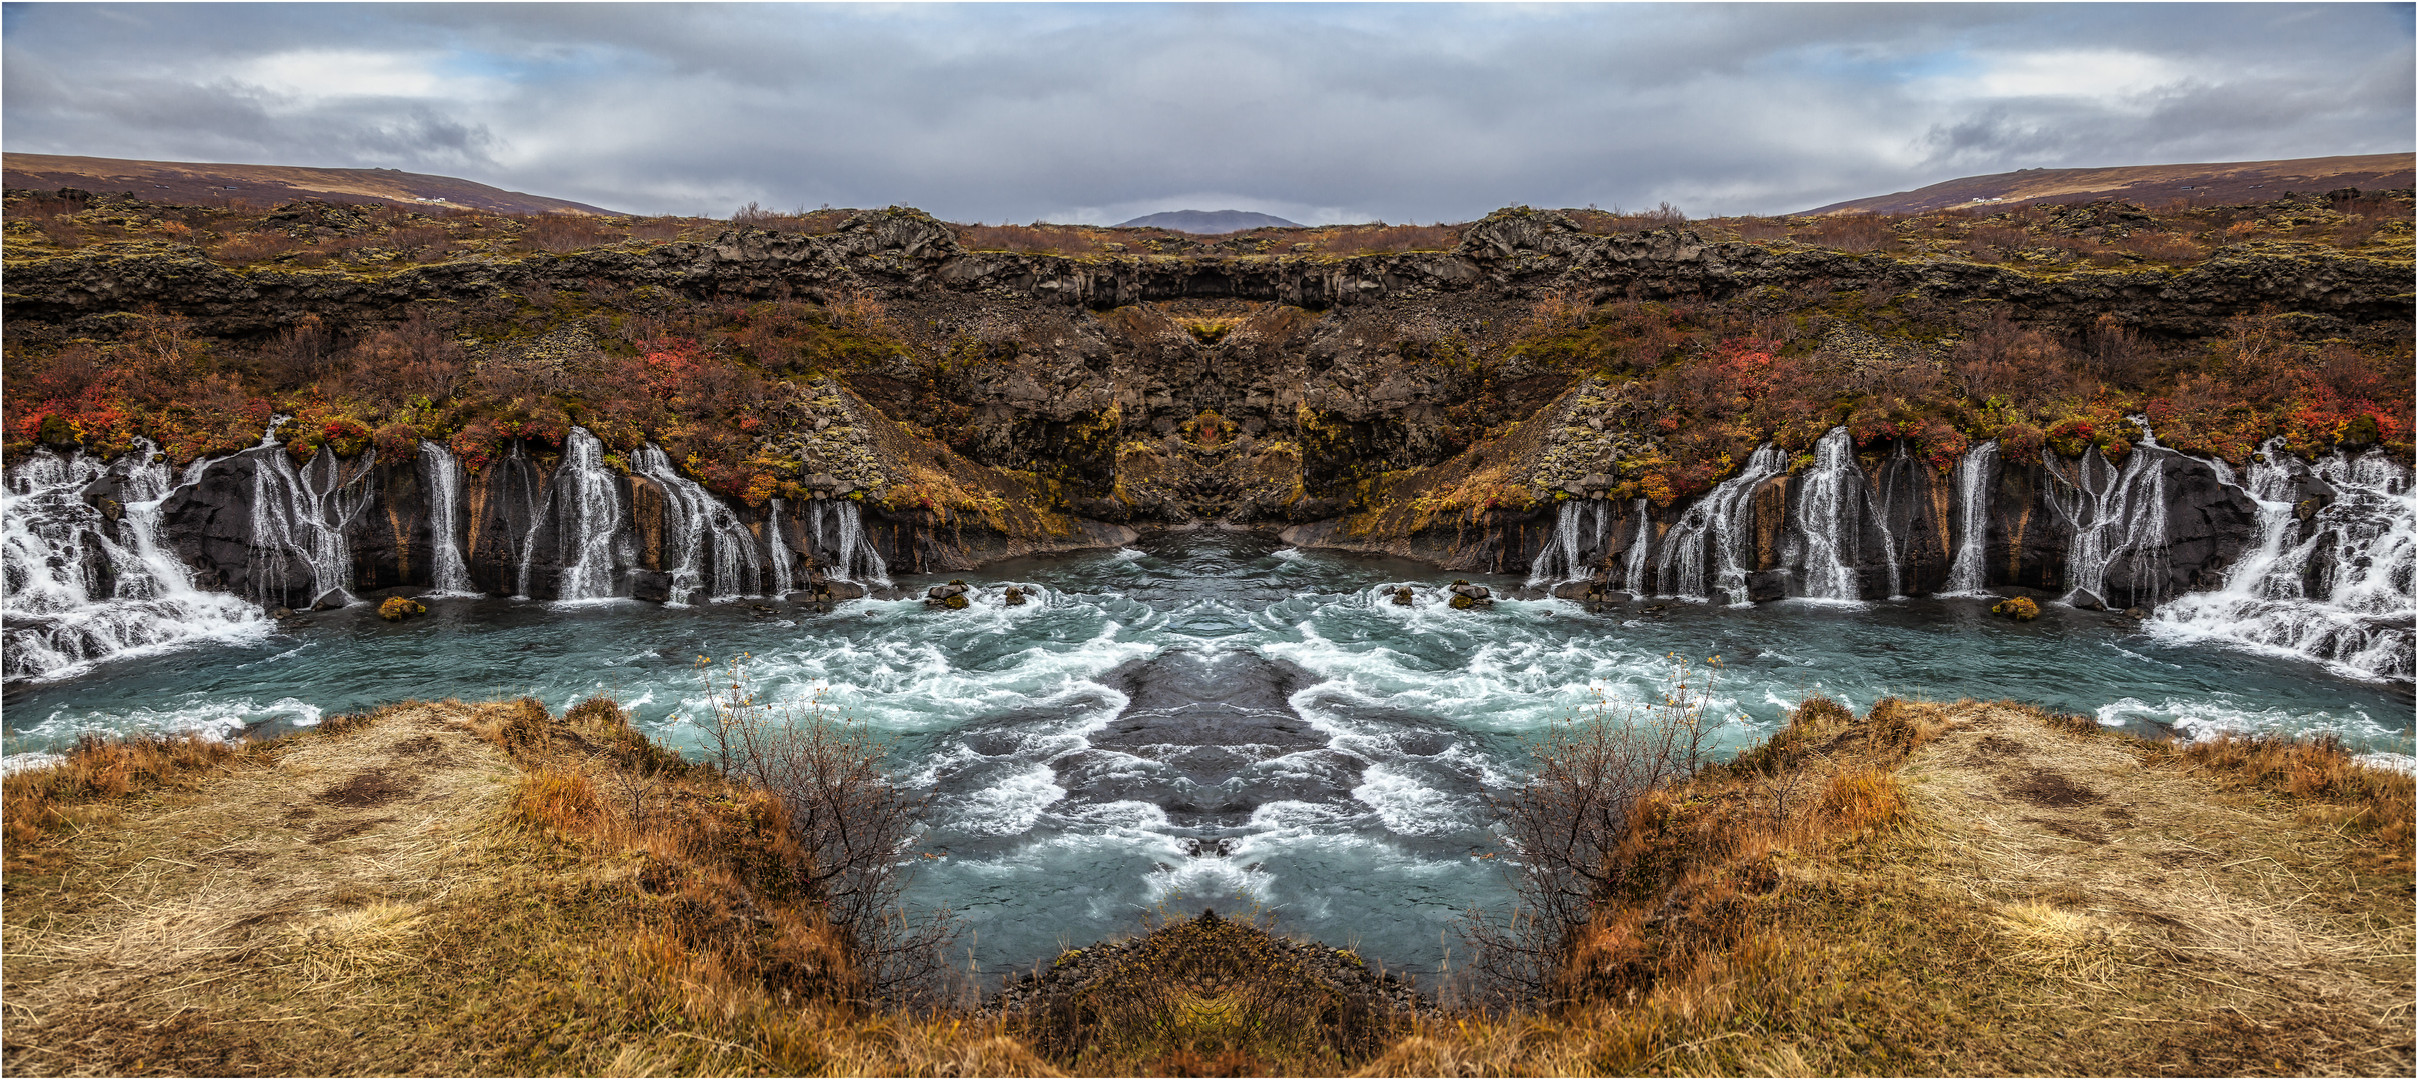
[1795,427,1882,601]
[244,443,374,608]
[1942,441,2000,596]
[1654,444,1788,604]
[632,444,768,603]
[1525,498,1611,586]
[1620,498,1653,594]
[2044,422,2170,608]
[417,441,478,596]
[807,499,892,587]
[2152,441,2415,681]
[517,428,630,601]
[765,498,796,597]
[2,442,266,681]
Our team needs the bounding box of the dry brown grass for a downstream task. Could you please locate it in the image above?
[6,696,2405,1076]
[1402,697,2412,1076]
[0,698,1049,1077]
[2,734,267,863]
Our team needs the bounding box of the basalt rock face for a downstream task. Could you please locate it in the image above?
[136,427,1134,609]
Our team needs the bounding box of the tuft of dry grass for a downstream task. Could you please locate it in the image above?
[510,766,601,831]
[2,734,264,862]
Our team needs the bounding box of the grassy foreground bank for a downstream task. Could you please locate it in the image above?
[3,695,2409,1076]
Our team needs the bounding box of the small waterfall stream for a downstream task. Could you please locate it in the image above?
[1654,444,1787,603]
[632,444,768,603]
[2044,425,2170,608]
[1794,427,1883,601]
[1525,498,1611,586]
[517,428,630,601]
[765,498,796,596]
[1942,441,2000,595]
[807,499,891,586]
[244,443,375,608]
[417,441,477,596]
[2152,442,2415,680]
[2,442,266,681]
[1619,497,1653,594]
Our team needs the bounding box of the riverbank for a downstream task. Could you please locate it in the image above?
[3,693,2407,1076]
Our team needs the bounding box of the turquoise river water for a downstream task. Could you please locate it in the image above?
[5,532,2410,979]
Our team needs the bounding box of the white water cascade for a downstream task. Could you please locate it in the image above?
[765,498,796,597]
[2152,442,2415,681]
[1654,444,1788,604]
[1526,498,1611,587]
[2043,424,2170,608]
[243,443,375,608]
[1619,498,1653,594]
[417,441,478,596]
[1793,427,1895,601]
[2,443,267,681]
[806,498,892,587]
[517,427,629,601]
[632,444,768,604]
[1942,441,2000,596]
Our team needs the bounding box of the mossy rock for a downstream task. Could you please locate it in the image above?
[1449,593,1478,611]
[36,414,77,450]
[1390,587,1415,607]
[378,596,428,621]
[1991,596,2040,621]
[941,594,969,610]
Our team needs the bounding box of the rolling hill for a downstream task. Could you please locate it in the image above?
[1114,209,1302,233]
[1806,153,2413,216]
[0,153,622,216]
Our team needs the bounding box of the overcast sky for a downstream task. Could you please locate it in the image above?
[3,2,2410,223]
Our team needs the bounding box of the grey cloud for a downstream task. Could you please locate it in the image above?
[3,3,2409,220]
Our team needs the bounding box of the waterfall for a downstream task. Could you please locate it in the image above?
[2151,442,2414,681]
[631,444,767,603]
[417,441,477,596]
[1794,427,1884,601]
[766,498,796,596]
[1942,441,2000,596]
[2,442,266,682]
[1619,498,1653,594]
[2043,429,2169,608]
[1526,498,1610,587]
[517,427,629,601]
[807,499,892,587]
[1654,444,1788,604]
[243,443,374,608]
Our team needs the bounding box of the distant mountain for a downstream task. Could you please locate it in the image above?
[1,153,623,216]
[1804,153,2413,216]
[1114,209,1302,233]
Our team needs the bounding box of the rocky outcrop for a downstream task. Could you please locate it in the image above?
[10,205,2407,341]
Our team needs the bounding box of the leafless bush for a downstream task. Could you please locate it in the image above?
[517,213,616,253]
[1729,216,1792,241]
[390,223,453,261]
[1804,212,1900,252]
[695,659,959,1004]
[1459,660,1719,1004]
[732,203,852,234]
[1321,223,1461,254]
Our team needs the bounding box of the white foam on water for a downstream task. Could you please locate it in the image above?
[949,763,1067,836]
[5,695,324,758]
[2,751,67,775]
[2093,694,2407,756]
[1272,547,1304,561]
[1350,763,1467,836]
[4,443,275,682]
